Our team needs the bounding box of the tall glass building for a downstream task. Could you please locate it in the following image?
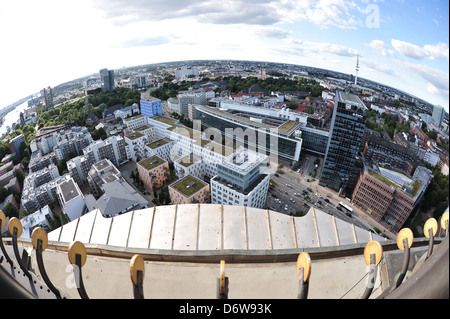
[99,68,115,91]
[319,91,368,193]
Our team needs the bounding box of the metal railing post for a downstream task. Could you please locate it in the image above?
[130,254,145,299]
[394,228,413,289]
[68,241,89,299]
[217,260,228,299]
[424,218,438,260]
[440,211,448,238]
[361,240,383,299]
[296,252,311,299]
[8,217,33,280]
[0,210,14,266]
[32,227,62,299]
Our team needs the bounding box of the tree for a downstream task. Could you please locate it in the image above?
[4,202,18,218]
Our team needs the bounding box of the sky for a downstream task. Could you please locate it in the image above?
[0,0,448,112]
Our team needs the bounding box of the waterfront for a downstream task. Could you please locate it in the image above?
[0,100,29,137]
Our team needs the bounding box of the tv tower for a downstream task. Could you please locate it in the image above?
[354,53,360,86]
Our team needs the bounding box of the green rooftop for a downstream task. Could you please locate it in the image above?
[171,175,208,197]
[124,114,144,121]
[136,125,152,132]
[147,138,169,149]
[138,156,166,170]
[126,131,145,140]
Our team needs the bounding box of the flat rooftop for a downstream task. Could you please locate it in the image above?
[126,131,145,140]
[138,155,166,171]
[337,91,367,110]
[58,178,81,203]
[147,138,170,149]
[170,175,208,197]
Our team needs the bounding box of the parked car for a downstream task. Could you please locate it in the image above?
[284,204,289,211]
[289,198,296,203]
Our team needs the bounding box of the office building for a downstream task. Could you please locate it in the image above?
[193,104,303,165]
[432,105,445,128]
[100,68,115,91]
[211,147,270,208]
[352,164,432,233]
[319,91,368,193]
[140,92,162,118]
[169,175,210,205]
[178,90,206,118]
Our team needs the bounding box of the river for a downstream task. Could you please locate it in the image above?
[0,101,30,138]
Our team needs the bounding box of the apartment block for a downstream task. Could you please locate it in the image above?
[136,155,170,191]
[87,158,122,197]
[123,114,147,130]
[169,175,210,205]
[363,134,421,176]
[174,153,204,180]
[56,176,86,221]
[145,138,175,162]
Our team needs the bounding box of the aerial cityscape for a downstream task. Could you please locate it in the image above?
[0,0,448,302]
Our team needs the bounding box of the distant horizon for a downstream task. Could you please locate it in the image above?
[0,58,443,114]
[1,1,448,112]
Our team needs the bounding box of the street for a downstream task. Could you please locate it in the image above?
[266,156,372,232]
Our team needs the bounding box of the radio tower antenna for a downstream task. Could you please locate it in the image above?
[355,53,360,86]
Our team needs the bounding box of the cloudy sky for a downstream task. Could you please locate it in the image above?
[0,0,448,112]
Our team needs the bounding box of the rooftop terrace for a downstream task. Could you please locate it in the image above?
[170,175,208,197]
[138,155,166,171]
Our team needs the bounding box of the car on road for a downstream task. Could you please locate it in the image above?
[272,193,278,199]
[275,174,279,177]
[324,198,330,203]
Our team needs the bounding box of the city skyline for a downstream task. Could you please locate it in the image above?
[0,0,448,112]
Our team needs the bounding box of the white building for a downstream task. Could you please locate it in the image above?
[56,176,86,222]
[144,137,175,162]
[423,150,440,167]
[210,147,270,209]
[174,153,204,180]
[123,114,147,130]
[20,205,55,239]
[175,67,199,80]
[115,103,140,120]
[124,131,149,162]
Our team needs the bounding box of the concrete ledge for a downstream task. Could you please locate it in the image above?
[6,236,440,264]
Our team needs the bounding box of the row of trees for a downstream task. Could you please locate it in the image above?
[149,75,325,101]
[88,87,141,108]
[37,87,141,129]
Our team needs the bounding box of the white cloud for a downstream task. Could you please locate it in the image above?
[391,39,449,61]
[394,59,449,98]
[285,38,358,57]
[365,40,394,56]
[253,27,291,39]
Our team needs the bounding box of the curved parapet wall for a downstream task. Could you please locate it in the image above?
[47,204,385,254]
